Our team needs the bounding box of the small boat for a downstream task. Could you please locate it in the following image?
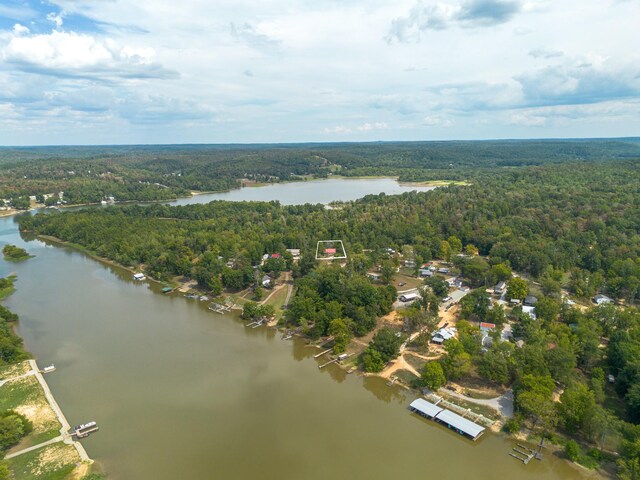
[199,295,209,302]
[133,273,146,281]
[73,421,99,438]
[161,287,173,294]
[42,364,56,374]
[185,293,198,299]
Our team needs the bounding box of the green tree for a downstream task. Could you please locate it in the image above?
[361,347,385,372]
[440,240,452,262]
[426,276,449,299]
[626,383,640,424]
[491,263,512,283]
[565,440,580,462]
[421,361,447,390]
[440,339,472,380]
[329,318,351,354]
[464,244,479,256]
[379,260,396,284]
[447,235,462,255]
[507,277,528,300]
[368,327,403,363]
[558,383,596,434]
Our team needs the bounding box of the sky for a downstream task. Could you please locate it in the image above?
[0,0,639,145]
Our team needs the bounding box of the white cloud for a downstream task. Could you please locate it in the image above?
[509,112,546,126]
[12,24,30,36]
[423,116,455,127]
[323,126,352,134]
[357,122,388,132]
[46,12,65,29]
[2,30,176,80]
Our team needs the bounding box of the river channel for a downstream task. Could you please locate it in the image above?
[0,178,594,479]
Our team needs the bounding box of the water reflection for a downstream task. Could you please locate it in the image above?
[362,376,407,404]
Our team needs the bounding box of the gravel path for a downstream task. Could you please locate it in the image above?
[441,388,514,418]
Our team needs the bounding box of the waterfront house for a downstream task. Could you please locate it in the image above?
[431,327,456,344]
[593,294,613,305]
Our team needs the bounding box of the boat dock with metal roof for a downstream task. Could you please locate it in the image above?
[409,398,486,441]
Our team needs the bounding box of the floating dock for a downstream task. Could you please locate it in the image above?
[409,398,485,441]
[71,421,99,438]
[208,303,231,313]
[510,442,544,464]
[319,353,353,369]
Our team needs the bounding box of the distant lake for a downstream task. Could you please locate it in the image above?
[171,177,436,206]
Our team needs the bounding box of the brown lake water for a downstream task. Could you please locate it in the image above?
[0,179,595,479]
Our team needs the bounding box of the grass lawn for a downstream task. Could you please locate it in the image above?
[0,376,62,447]
[8,443,81,480]
[263,285,290,320]
[404,353,427,373]
[395,369,419,386]
[394,274,423,291]
[0,361,31,380]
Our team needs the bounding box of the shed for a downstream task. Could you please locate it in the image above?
[494,281,506,294]
[593,294,613,305]
[399,293,419,303]
[434,409,486,440]
[524,295,538,306]
[409,398,444,419]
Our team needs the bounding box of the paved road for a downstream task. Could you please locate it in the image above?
[4,435,64,459]
[0,369,35,388]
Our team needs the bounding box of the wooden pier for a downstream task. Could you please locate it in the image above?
[314,348,332,359]
[509,441,544,464]
[319,353,353,369]
[208,302,231,314]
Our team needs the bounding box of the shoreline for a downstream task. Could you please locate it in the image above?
[4,175,451,219]
[28,359,92,464]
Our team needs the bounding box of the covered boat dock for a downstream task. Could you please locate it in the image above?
[409,398,443,419]
[409,398,486,441]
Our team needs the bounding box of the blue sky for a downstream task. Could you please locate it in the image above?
[0,0,638,145]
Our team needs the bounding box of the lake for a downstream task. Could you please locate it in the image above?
[172,177,436,205]
[0,179,593,480]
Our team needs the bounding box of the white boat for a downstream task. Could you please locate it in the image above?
[133,273,146,281]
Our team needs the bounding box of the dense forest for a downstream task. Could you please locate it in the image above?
[18,160,640,302]
[2,138,640,205]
